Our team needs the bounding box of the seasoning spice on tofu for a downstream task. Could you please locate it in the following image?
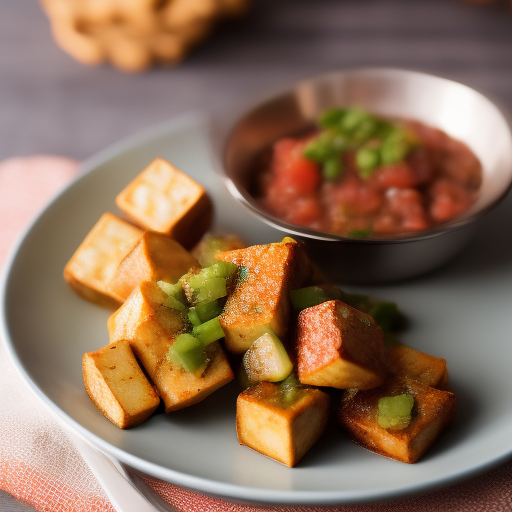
[82,340,160,429]
[107,280,233,412]
[115,158,212,249]
[339,377,457,463]
[64,212,143,307]
[216,238,312,354]
[296,300,387,390]
[236,381,330,467]
[108,231,199,302]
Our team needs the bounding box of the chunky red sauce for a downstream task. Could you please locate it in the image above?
[255,111,481,238]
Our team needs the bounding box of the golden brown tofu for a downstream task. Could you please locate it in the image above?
[108,231,199,301]
[82,340,160,429]
[64,212,143,307]
[296,300,386,390]
[339,377,457,463]
[115,158,212,248]
[216,239,312,354]
[236,381,330,467]
[385,344,449,390]
[107,280,234,412]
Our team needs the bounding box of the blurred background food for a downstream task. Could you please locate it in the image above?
[39,0,250,72]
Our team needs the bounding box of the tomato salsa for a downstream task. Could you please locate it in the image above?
[255,108,482,238]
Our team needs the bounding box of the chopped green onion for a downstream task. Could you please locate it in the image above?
[356,147,380,177]
[168,333,209,373]
[380,129,410,165]
[377,394,414,430]
[347,229,372,239]
[322,157,342,180]
[319,108,346,130]
[192,317,225,346]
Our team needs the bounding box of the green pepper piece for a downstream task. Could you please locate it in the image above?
[163,295,188,313]
[192,299,223,324]
[194,276,227,304]
[377,393,415,430]
[340,108,372,135]
[279,374,303,407]
[290,286,330,310]
[192,317,225,346]
[209,261,238,279]
[369,302,405,333]
[168,333,209,373]
[157,280,187,305]
[356,147,380,178]
[243,329,293,383]
[188,308,202,327]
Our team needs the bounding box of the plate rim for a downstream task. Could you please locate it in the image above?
[2,112,511,506]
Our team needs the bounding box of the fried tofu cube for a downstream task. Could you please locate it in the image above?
[339,377,457,463]
[385,344,449,390]
[108,231,199,302]
[115,158,212,248]
[64,212,143,307]
[216,239,312,354]
[296,300,386,390]
[236,381,330,467]
[82,340,160,429]
[108,280,233,411]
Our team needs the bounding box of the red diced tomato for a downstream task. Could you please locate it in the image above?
[271,138,321,196]
[327,175,383,216]
[428,178,475,223]
[370,163,418,190]
[285,197,323,226]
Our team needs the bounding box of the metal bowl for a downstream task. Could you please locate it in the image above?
[217,68,512,283]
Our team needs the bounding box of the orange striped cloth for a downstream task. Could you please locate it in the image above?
[1,156,512,512]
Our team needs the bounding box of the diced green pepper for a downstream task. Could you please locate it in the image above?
[157,280,187,305]
[243,329,293,383]
[163,295,188,313]
[279,374,303,407]
[194,276,227,304]
[192,317,225,346]
[168,333,209,373]
[290,286,330,310]
[377,393,415,430]
[190,299,223,325]
[188,308,202,327]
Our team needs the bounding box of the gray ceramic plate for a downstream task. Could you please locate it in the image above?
[3,113,512,506]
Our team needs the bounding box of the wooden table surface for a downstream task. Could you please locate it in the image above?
[1,0,512,510]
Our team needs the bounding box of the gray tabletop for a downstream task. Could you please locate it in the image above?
[1,0,512,510]
[2,0,512,163]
